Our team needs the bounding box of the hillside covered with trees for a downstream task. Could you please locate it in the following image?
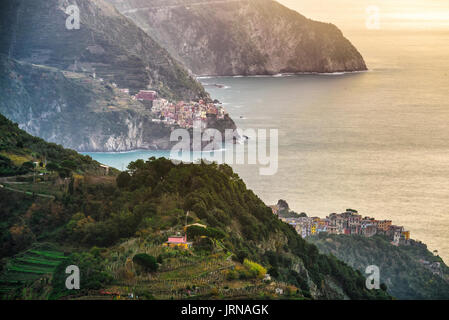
[308,233,449,299]
[0,113,107,177]
[0,119,391,299]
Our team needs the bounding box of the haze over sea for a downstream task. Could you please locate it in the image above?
[85,1,449,263]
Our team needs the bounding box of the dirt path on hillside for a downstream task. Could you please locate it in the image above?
[0,184,55,200]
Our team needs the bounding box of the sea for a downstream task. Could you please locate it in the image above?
[84,29,449,263]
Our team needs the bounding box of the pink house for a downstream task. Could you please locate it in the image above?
[167,235,187,243]
[164,235,191,248]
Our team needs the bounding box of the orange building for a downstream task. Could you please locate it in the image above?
[402,230,410,241]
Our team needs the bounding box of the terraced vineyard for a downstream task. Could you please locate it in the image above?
[0,249,68,298]
[101,241,274,299]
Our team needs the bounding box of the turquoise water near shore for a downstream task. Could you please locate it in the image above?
[83,150,225,171]
[85,30,449,263]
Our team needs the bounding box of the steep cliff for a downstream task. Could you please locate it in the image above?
[0,55,236,152]
[0,0,208,101]
[105,0,367,76]
[0,0,240,152]
[0,55,175,152]
[0,112,108,176]
[308,234,449,299]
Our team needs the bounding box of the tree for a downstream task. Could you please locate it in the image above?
[194,237,214,252]
[57,167,72,179]
[186,225,208,239]
[21,161,34,170]
[61,160,77,171]
[206,227,226,240]
[243,259,267,279]
[133,254,158,272]
[116,171,131,189]
[127,159,146,173]
[46,162,59,172]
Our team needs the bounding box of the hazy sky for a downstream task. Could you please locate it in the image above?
[277,0,449,32]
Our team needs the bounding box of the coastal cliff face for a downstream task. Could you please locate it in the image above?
[105,0,367,76]
[0,0,239,152]
[0,0,208,101]
[0,56,236,152]
[308,234,449,299]
[0,55,170,152]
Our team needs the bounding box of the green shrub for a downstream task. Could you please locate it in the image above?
[133,253,158,272]
[46,162,60,172]
[206,227,226,240]
[116,172,131,189]
[194,237,214,253]
[186,225,208,239]
[21,161,35,170]
[243,259,267,279]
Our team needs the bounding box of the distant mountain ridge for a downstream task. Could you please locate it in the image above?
[105,0,367,76]
[0,0,207,101]
[0,0,238,152]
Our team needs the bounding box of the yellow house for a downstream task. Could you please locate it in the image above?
[402,230,410,240]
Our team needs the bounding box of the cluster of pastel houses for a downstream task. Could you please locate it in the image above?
[119,89,227,129]
[270,206,411,246]
[151,98,227,129]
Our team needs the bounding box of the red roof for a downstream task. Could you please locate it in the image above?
[136,90,157,101]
